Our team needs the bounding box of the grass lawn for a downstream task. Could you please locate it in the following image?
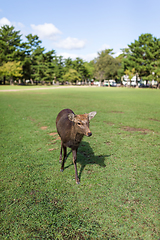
[0,84,68,91]
[0,87,159,239]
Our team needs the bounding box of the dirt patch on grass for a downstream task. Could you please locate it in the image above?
[48,148,56,151]
[27,116,36,122]
[50,136,61,141]
[41,126,48,130]
[55,136,61,140]
[111,111,124,114]
[103,121,115,126]
[48,132,57,136]
[149,118,160,122]
[122,126,150,134]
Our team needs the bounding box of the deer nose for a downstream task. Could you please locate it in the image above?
[87,132,92,137]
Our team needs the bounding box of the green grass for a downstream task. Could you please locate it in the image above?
[0,87,159,239]
[0,84,66,90]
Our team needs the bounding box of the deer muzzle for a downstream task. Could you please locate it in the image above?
[87,132,92,137]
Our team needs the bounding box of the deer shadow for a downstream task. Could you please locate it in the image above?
[64,141,109,182]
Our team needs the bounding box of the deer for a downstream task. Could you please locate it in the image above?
[56,109,97,184]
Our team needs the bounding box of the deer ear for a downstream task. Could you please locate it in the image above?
[68,113,76,122]
[88,111,97,120]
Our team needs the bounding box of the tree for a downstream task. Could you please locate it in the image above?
[22,34,45,83]
[0,25,23,62]
[0,25,24,84]
[72,58,86,81]
[124,34,160,86]
[54,56,64,83]
[154,60,160,88]
[124,68,135,87]
[63,69,80,84]
[0,61,22,84]
[63,58,73,74]
[94,49,120,83]
[84,61,95,81]
[116,48,130,84]
[43,50,56,84]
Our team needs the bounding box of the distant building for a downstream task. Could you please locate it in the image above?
[103,80,117,87]
[122,75,157,87]
[122,75,140,86]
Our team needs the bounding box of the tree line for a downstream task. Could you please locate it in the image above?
[0,25,160,87]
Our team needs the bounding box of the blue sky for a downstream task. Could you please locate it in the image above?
[0,0,160,62]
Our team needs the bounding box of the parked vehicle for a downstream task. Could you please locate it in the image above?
[103,80,117,87]
[110,81,117,87]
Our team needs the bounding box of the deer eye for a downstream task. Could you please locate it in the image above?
[78,122,81,125]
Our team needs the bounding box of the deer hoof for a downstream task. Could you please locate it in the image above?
[60,168,64,172]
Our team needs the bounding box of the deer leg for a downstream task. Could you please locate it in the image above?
[59,141,63,163]
[72,149,80,184]
[60,144,67,172]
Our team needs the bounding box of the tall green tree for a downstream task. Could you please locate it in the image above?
[63,58,73,74]
[124,68,135,87]
[54,56,64,83]
[116,48,130,84]
[73,58,86,80]
[0,61,22,84]
[94,49,120,82]
[154,60,160,88]
[22,34,44,82]
[84,61,95,81]
[124,34,160,85]
[63,69,80,83]
[43,50,56,84]
[0,25,24,62]
[0,25,24,84]
[31,46,45,83]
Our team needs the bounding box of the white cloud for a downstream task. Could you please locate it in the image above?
[114,51,122,57]
[83,53,98,61]
[0,17,25,31]
[59,52,78,60]
[17,22,25,28]
[98,44,110,52]
[98,44,123,58]
[58,52,97,62]
[56,37,86,50]
[113,45,128,57]
[0,17,11,27]
[31,23,62,40]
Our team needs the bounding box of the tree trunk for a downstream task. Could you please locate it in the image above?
[3,76,6,85]
[146,80,148,87]
[136,74,138,88]
[121,76,123,86]
[10,77,13,85]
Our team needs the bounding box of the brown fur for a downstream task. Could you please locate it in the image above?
[56,108,96,184]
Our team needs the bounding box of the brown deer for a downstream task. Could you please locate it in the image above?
[56,109,97,184]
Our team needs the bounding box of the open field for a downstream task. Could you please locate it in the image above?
[0,87,160,239]
[0,85,86,92]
